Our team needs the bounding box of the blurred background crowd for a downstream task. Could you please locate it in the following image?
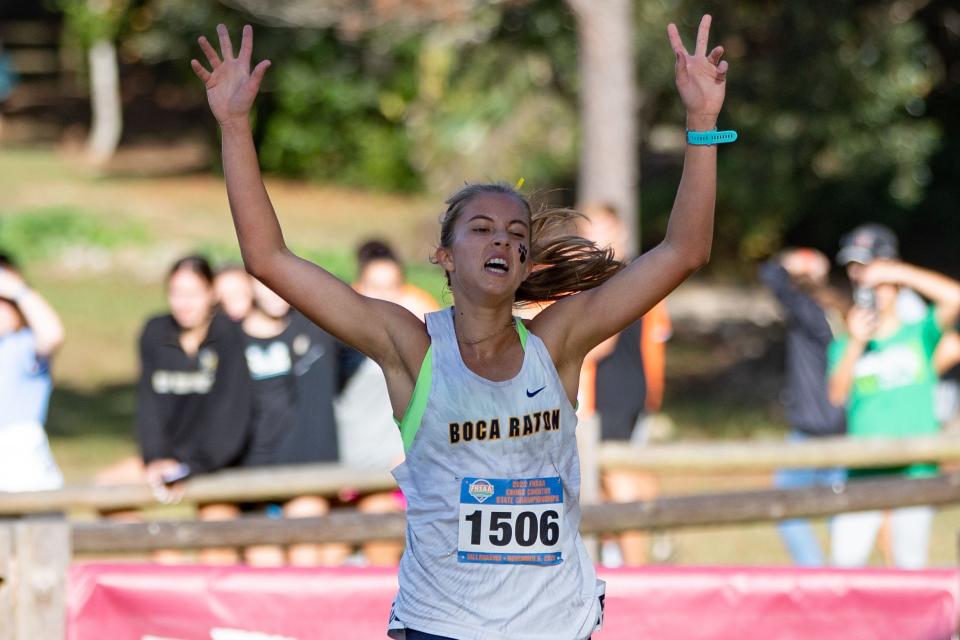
[2,0,960,569]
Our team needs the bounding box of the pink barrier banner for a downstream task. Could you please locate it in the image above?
[68,563,959,639]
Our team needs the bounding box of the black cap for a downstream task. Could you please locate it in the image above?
[837,223,899,265]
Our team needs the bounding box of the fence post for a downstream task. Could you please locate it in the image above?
[578,414,601,562]
[13,516,70,640]
[0,521,13,640]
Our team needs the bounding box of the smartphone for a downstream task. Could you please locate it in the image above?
[160,463,191,485]
[853,286,876,311]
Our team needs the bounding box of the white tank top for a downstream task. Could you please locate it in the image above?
[388,307,603,640]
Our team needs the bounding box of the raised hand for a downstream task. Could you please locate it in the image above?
[667,15,728,124]
[191,24,271,127]
[0,267,26,300]
[859,259,905,288]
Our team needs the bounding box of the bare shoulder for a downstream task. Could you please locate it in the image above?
[373,297,432,377]
[526,290,596,365]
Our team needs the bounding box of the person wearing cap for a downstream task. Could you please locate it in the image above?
[828,227,960,568]
[0,252,66,492]
[837,224,927,321]
[839,224,960,426]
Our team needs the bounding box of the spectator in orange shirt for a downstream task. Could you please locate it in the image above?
[579,203,669,566]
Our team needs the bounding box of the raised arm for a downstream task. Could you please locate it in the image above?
[860,259,960,330]
[191,25,427,377]
[758,251,834,342]
[533,15,726,364]
[0,268,65,358]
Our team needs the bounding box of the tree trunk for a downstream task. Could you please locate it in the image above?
[567,0,638,253]
[86,38,122,166]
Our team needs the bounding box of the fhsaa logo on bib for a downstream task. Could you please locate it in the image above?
[468,479,495,503]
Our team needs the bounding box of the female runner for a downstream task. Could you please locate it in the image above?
[192,15,728,639]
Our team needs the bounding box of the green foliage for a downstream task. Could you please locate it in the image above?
[257,30,422,191]
[114,0,952,265]
[56,0,132,47]
[638,2,942,265]
[401,1,579,194]
[0,206,150,262]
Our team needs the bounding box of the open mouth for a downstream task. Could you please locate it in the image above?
[484,257,509,274]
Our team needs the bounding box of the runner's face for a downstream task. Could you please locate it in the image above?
[443,192,532,300]
[167,270,214,330]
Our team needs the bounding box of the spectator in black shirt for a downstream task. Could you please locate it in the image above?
[759,249,847,566]
[136,255,255,563]
[242,278,339,467]
[137,256,254,480]
[240,277,345,565]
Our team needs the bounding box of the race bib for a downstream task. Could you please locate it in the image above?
[457,476,564,565]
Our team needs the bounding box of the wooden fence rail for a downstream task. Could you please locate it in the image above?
[0,466,396,516]
[4,433,960,516]
[4,460,960,637]
[67,472,960,552]
[600,434,960,472]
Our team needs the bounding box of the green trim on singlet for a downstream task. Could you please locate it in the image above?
[395,317,529,452]
[516,317,528,349]
[397,346,433,452]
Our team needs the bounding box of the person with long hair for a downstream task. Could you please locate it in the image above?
[137,256,254,487]
[136,255,255,562]
[193,15,728,639]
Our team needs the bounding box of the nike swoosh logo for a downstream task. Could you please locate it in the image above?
[526,386,546,398]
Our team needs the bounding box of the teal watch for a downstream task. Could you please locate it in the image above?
[686,129,738,145]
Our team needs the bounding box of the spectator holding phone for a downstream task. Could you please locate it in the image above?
[136,256,255,565]
[0,252,65,492]
[828,228,960,568]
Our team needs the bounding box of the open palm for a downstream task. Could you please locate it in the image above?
[667,15,728,118]
[191,24,271,126]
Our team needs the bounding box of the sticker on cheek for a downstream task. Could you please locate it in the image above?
[519,243,528,264]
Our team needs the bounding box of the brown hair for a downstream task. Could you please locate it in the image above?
[437,183,624,304]
[167,255,214,286]
[356,239,401,270]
